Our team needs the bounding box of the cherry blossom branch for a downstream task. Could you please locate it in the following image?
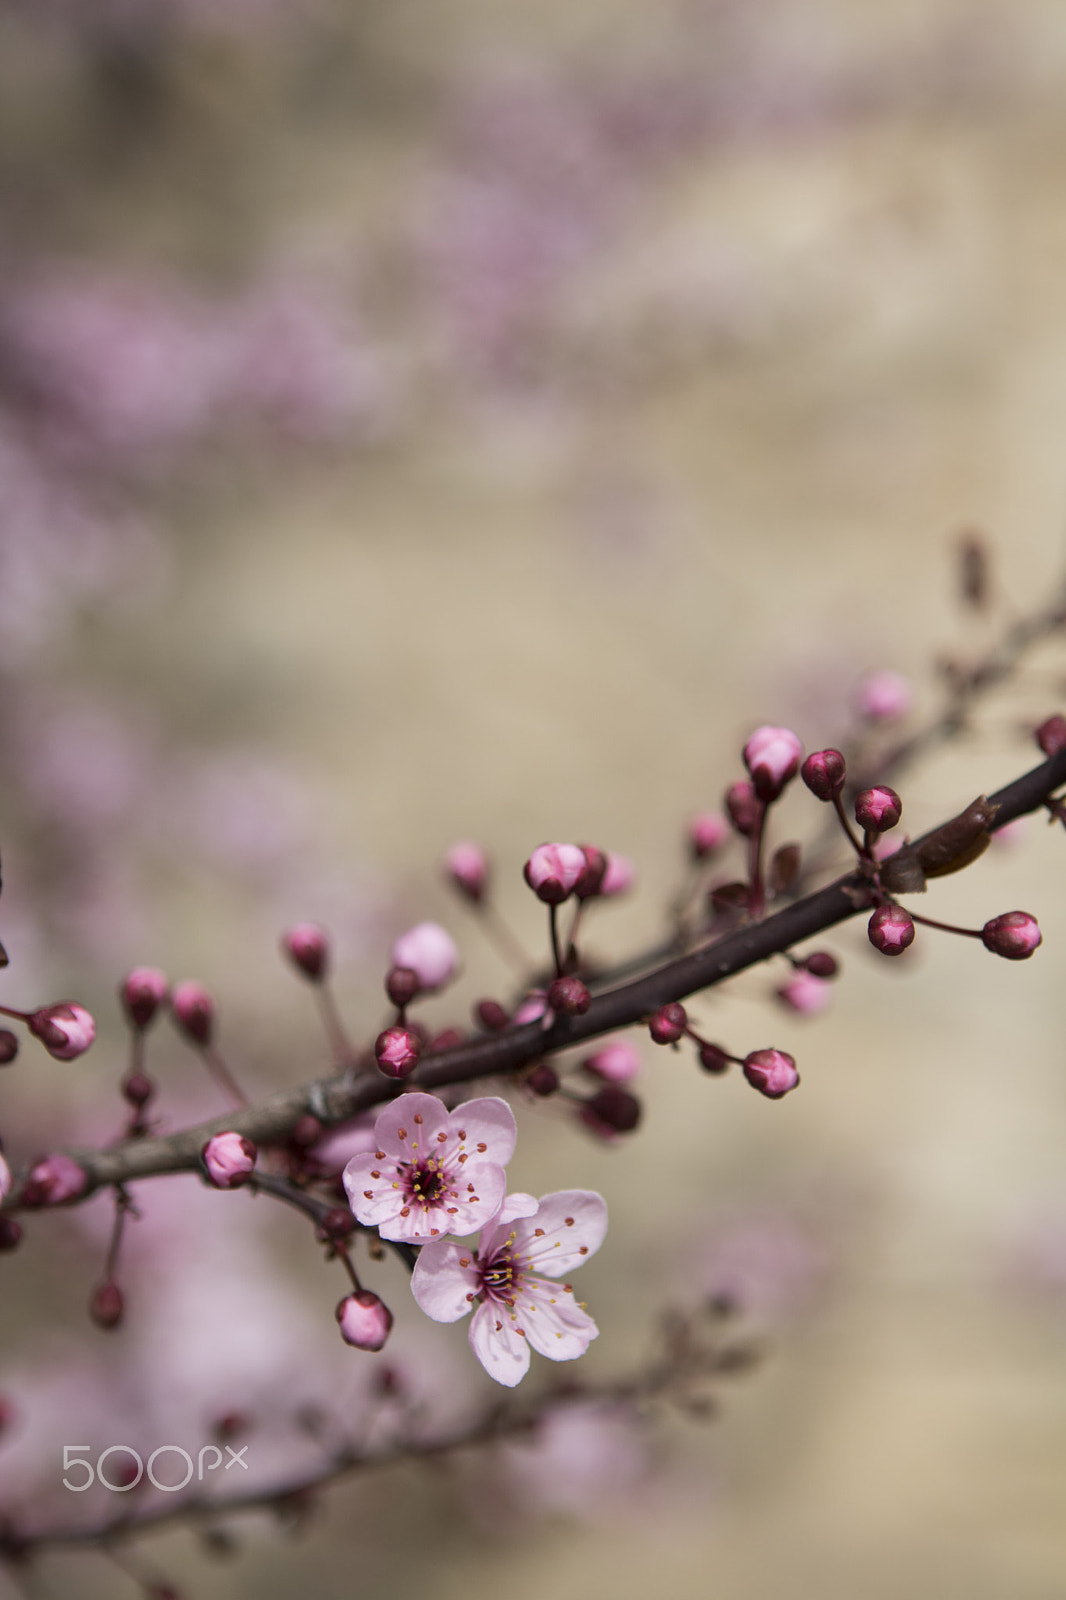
[4,742,1064,1212]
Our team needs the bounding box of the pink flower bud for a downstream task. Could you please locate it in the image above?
[0,1151,11,1201]
[120,967,168,1030]
[547,976,591,1016]
[316,1207,356,1243]
[336,1290,394,1352]
[575,844,608,900]
[0,1030,18,1065]
[743,726,803,803]
[868,904,915,955]
[804,951,838,979]
[21,1154,88,1206]
[583,1039,641,1082]
[202,1131,257,1189]
[600,852,635,896]
[523,842,587,905]
[854,786,902,833]
[776,971,831,1015]
[742,1048,800,1099]
[801,749,846,802]
[698,1043,732,1074]
[90,1280,124,1330]
[121,1071,155,1109]
[390,922,459,993]
[0,1218,22,1251]
[475,999,510,1032]
[725,781,760,837]
[857,670,913,722]
[580,1085,642,1137]
[444,840,490,903]
[171,981,215,1046]
[374,1026,421,1079]
[689,812,729,859]
[649,1002,687,1045]
[385,966,420,1009]
[981,911,1041,960]
[1036,715,1066,757]
[282,923,330,982]
[527,1062,559,1096]
[28,1002,95,1061]
[513,991,550,1026]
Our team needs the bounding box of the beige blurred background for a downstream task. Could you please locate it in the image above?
[2,0,1066,1595]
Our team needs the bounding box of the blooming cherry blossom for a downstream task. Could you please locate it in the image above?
[343,1092,516,1243]
[411,1189,607,1387]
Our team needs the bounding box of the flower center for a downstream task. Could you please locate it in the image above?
[478,1246,523,1304]
[404,1158,448,1207]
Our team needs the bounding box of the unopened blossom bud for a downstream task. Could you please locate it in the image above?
[689,812,729,859]
[21,1154,88,1207]
[390,922,459,993]
[202,1132,257,1189]
[801,748,846,802]
[547,976,591,1016]
[725,781,760,837]
[981,911,1042,960]
[581,1085,642,1136]
[475,999,510,1032]
[742,1048,800,1099]
[804,951,838,979]
[28,1002,95,1061]
[0,1218,22,1251]
[212,1412,249,1444]
[855,786,902,833]
[374,1026,421,1079]
[385,966,419,1010]
[90,1280,124,1330]
[583,1039,641,1082]
[857,670,912,722]
[575,845,608,900]
[776,971,831,1015]
[0,1031,16,1065]
[120,967,168,1030]
[336,1290,393,1352]
[698,1043,732,1074]
[743,726,803,803]
[171,981,215,1046]
[290,1115,324,1149]
[282,923,330,982]
[868,904,915,956]
[527,1062,560,1096]
[444,841,490,903]
[121,1072,155,1109]
[601,852,635,896]
[316,1207,356,1242]
[513,991,550,1026]
[1036,715,1066,758]
[523,842,587,905]
[649,1002,687,1044]
[0,1151,10,1201]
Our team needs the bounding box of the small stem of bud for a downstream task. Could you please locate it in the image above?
[905,909,984,939]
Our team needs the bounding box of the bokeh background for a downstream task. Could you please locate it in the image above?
[2,0,1066,1595]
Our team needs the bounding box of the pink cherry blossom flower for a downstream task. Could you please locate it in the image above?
[343,1092,516,1244]
[411,1189,607,1387]
[390,922,459,992]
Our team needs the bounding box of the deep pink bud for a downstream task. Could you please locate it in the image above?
[804,951,839,979]
[390,922,459,993]
[649,1002,687,1045]
[475,999,510,1032]
[202,1131,257,1189]
[689,812,729,859]
[527,1062,560,1096]
[336,1290,393,1351]
[743,726,803,803]
[121,1071,155,1110]
[90,1280,124,1330]
[855,786,902,833]
[28,1002,95,1061]
[801,749,846,802]
[374,1026,421,1079]
[0,1218,22,1251]
[171,981,215,1046]
[290,1115,324,1149]
[575,844,608,900]
[547,976,591,1016]
[698,1043,732,1074]
[513,991,549,1025]
[0,1031,17,1065]
[282,923,330,982]
[1036,715,1066,758]
[385,966,419,1009]
[857,670,912,722]
[725,781,761,837]
[523,842,587,905]
[982,911,1041,960]
[21,1154,88,1207]
[868,904,915,956]
[583,1039,641,1082]
[600,852,635,897]
[580,1085,642,1137]
[444,841,490,903]
[120,967,168,1030]
[776,971,831,1015]
[316,1207,356,1242]
[742,1048,800,1099]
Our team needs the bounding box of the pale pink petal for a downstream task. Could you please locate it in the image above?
[469,1301,530,1387]
[343,1154,404,1228]
[496,1192,539,1225]
[373,1092,451,1159]
[411,1241,480,1322]
[444,1097,517,1168]
[520,1280,599,1361]
[515,1191,608,1278]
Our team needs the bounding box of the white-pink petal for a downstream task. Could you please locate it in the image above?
[520,1281,599,1362]
[373,1092,450,1159]
[515,1191,608,1278]
[469,1301,531,1387]
[448,1097,517,1168]
[411,1241,480,1322]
